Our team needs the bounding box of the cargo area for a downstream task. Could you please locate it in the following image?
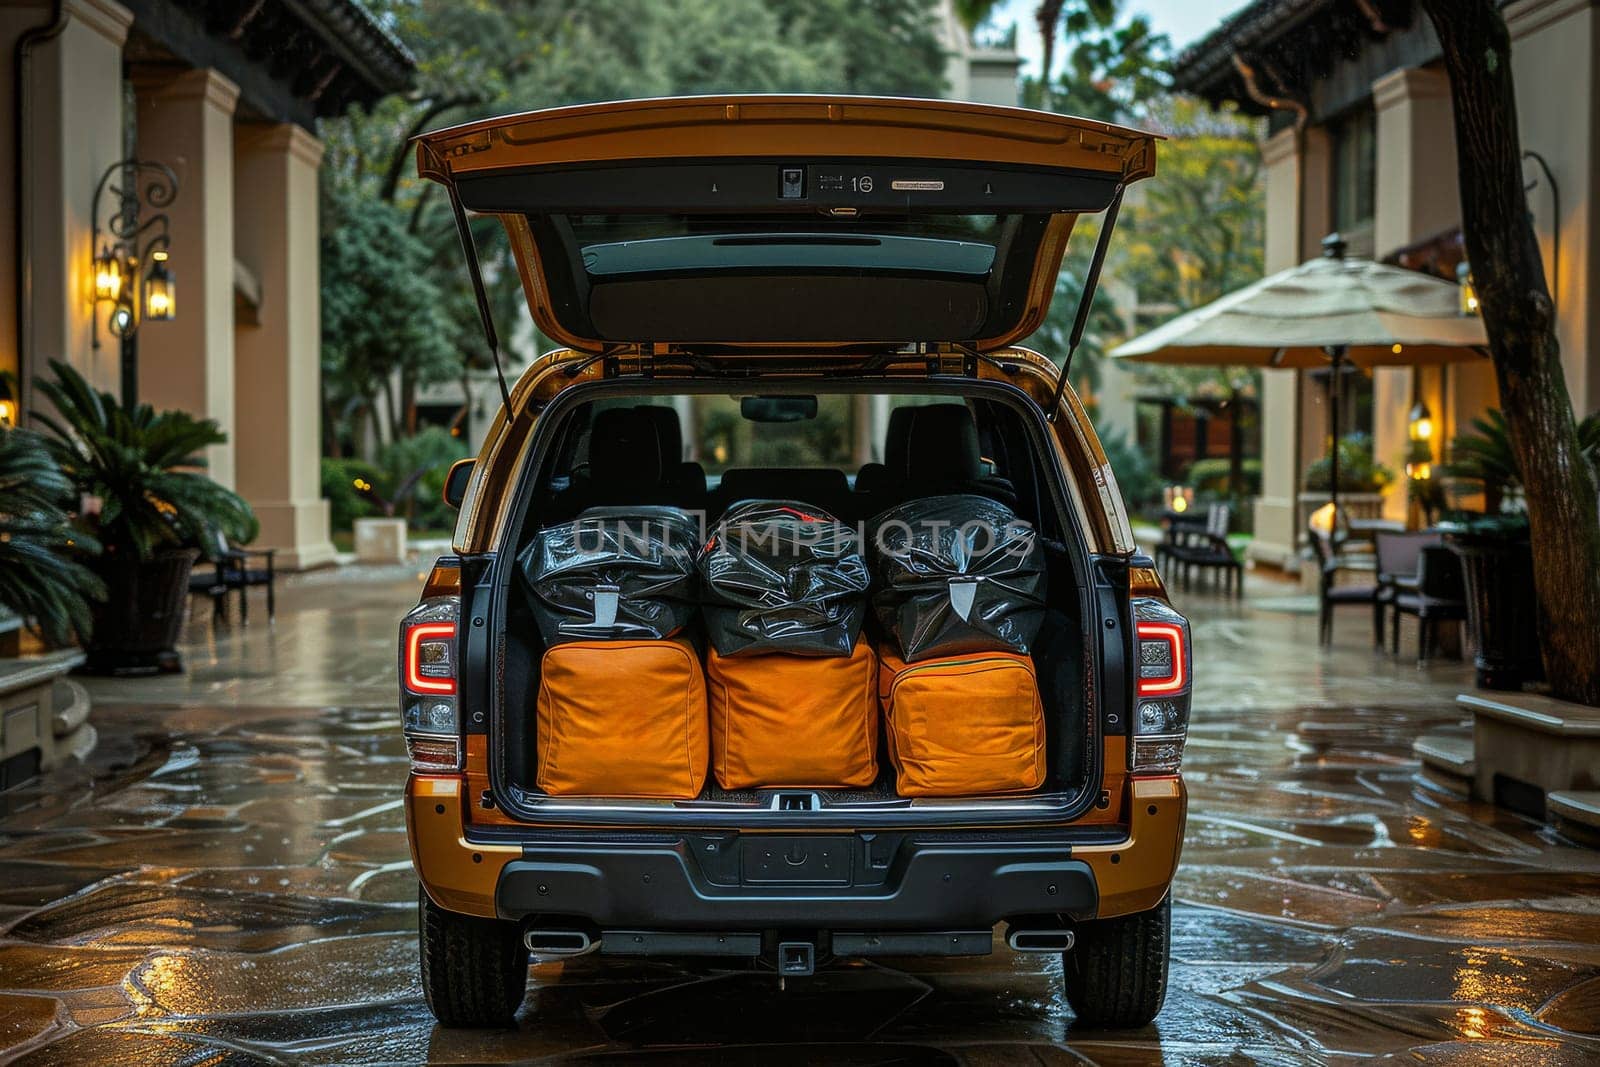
[488,384,1101,824]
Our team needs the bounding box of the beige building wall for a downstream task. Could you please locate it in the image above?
[233,124,335,570]
[1370,66,1467,520]
[135,69,241,488]
[3,0,131,408]
[1252,126,1333,569]
[1508,0,1600,418]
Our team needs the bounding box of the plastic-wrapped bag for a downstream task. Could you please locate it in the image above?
[869,494,1046,662]
[699,500,870,657]
[519,506,699,645]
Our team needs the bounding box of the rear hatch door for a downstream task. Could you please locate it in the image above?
[416,95,1157,353]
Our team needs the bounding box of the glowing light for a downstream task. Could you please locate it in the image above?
[93,247,124,301]
[144,258,175,321]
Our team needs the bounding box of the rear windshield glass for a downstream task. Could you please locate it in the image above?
[569,213,1008,277]
[527,388,1060,538]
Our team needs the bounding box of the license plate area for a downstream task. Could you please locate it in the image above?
[741,836,853,886]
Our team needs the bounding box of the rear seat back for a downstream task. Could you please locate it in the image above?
[908,404,1017,507]
[559,407,678,513]
[710,467,855,520]
[635,404,707,504]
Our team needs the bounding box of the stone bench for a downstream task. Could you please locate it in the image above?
[0,650,92,790]
[1412,730,1475,796]
[1549,790,1600,834]
[1459,692,1600,820]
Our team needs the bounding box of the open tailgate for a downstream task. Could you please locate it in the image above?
[416,95,1157,354]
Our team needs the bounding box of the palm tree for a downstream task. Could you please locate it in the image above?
[0,426,105,645]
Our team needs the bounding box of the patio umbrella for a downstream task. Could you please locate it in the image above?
[1110,233,1489,515]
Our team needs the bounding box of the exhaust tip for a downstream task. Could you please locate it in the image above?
[523,928,597,956]
[1007,928,1075,953]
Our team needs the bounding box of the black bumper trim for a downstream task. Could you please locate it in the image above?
[495,836,1098,927]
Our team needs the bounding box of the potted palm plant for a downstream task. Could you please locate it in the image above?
[33,361,255,675]
[1440,408,1600,690]
[0,424,105,649]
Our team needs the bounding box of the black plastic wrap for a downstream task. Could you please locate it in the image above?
[870,494,1046,662]
[699,500,870,657]
[519,506,700,644]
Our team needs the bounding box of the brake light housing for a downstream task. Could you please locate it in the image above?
[400,587,463,772]
[1131,599,1192,774]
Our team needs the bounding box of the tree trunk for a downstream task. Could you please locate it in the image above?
[1035,0,1064,105]
[1420,0,1600,706]
[401,370,418,438]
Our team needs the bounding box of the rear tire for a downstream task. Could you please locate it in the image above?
[1063,893,1171,1028]
[419,886,529,1027]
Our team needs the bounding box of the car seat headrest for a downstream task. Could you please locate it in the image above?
[904,403,983,483]
[588,408,663,486]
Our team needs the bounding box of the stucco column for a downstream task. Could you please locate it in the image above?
[134,68,240,488]
[1250,126,1319,570]
[233,123,335,571]
[5,0,132,404]
[1371,67,1462,521]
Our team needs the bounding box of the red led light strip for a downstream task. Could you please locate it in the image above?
[1135,621,1187,695]
[405,622,457,695]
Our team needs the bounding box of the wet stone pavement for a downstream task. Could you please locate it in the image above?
[1,563,1598,1064]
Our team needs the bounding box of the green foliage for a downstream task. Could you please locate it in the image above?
[1184,457,1261,496]
[321,184,466,450]
[320,0,947,460]
[1442,408,1521,513]
[1022,0,1170,123]
[0,426,106,645]
[1441,407,1600,513]
[1100,429,1160,511]
[379,427,472,531]
[1111,98,1265,406]
[31,360,256,561]
[321,457,385,532]
[1303,432,1395,494]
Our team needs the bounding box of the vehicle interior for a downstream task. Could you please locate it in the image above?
[488,383,1101,824]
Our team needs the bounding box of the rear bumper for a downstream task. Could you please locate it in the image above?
[406,775,1185,925]
[497,836,1097,927]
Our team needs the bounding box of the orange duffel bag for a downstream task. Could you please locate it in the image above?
[878,650,1045,797]
[536,637,708,798]
[707,640,878,790]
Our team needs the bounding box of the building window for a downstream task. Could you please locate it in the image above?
[1330,107,1376,231]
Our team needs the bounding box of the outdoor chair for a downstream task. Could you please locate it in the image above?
[192,527,277,623]
[1153,510,1205,573]
[1162,503,1242,597]
[187,556,231,624]
[1390,544,1467,666]
[1373,530,1442,651]
[1307,525,1382,647]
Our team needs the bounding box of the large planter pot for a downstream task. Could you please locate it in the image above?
[354,517,408,563]
[1446,530,1544,691]
[79,549,196,676]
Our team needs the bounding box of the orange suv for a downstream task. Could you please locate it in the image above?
[400,96,1189,1029]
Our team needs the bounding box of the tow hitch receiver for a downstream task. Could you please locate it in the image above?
[779,941,815,979]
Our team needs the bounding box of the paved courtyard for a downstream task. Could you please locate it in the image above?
[1,562,1597,1064]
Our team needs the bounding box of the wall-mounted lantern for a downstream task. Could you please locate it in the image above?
[0,397,15,429]
[144,251,175,321]
[1407,401,1434,443]
[1405,401,1434,483]
[90,160,179,405]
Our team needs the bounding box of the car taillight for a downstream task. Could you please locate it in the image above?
[400,593,462,772]
[1131,599,1192,775]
